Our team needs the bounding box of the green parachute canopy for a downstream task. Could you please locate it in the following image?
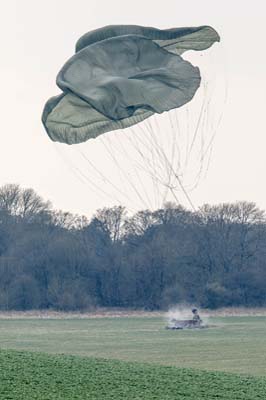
[42,25,220,145]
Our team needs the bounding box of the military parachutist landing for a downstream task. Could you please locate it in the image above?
[166,308,205,330]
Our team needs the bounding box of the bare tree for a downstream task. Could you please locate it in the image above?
[93,206,126,242]
[52,210,88,230]
[0,184,52,223]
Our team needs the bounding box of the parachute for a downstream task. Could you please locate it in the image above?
[42,25,219,144]
[42,25,221,211]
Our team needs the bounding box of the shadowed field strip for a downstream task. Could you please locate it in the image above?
[1,350,266,400]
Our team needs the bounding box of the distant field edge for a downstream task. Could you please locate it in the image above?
[1,306,266,319]
[1,349,266,400]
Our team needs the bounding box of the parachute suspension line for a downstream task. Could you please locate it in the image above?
[139,112,187,209]
[169,187,180,205]
[193,95,214,190]
[125,128,170,198]
[150,121,171,204]
[118,130,157,209]
[151,113,180,193]
[126,125,169,209]
[110,129,154,209]
[167,110,182,191]
[144,115,183,205]
[151,115,173,184]
[200,77,228,163]
[204,50,226,179]
[135,122,170,184]
[140,120,170,207]
[189,102,210,191]
[165,110,182,199]
[167,160,197,211]
[134,167,155,209]
[56,144,147,214]
[112,130,158,208]
[126,125,168,185]
[204,143,214,180]
[54,143,88,186]
[144,118,168,205]
[147,114,197,212]
[168,110,177,171]
[168,77,210,193]
[143,118,174,204]
[76,148,142,208]
[197,88,215,189]
[131,120,165,176]
[145,120,161,209]
[104,133,130,193]
[183,107,189,169]
[102,134,139,204]
[191,70,228,191]
[54,143,124,205]
[173,109,182,172]
[115,126,168,189]
[183,86,210,193]
[187,83,209,160]
[99,135,152,210]
[145,115,174,193]
[132,120,175,206]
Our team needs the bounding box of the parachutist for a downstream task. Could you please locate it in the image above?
[192,308,202,325]
[166,309,204,329]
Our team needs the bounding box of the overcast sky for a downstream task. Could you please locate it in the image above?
[1,1,266,217]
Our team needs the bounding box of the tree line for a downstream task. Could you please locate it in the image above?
[0,183,265,311]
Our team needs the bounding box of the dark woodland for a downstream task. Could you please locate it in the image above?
[0,184,265,311]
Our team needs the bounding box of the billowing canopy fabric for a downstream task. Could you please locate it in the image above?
[42,25,220,145]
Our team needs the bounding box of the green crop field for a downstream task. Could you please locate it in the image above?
[1,350,266,400]
[0,315,266,399]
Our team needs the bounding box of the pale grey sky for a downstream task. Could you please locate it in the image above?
[1,1,266,216]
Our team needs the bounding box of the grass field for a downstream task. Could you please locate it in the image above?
[0,315,266,376]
